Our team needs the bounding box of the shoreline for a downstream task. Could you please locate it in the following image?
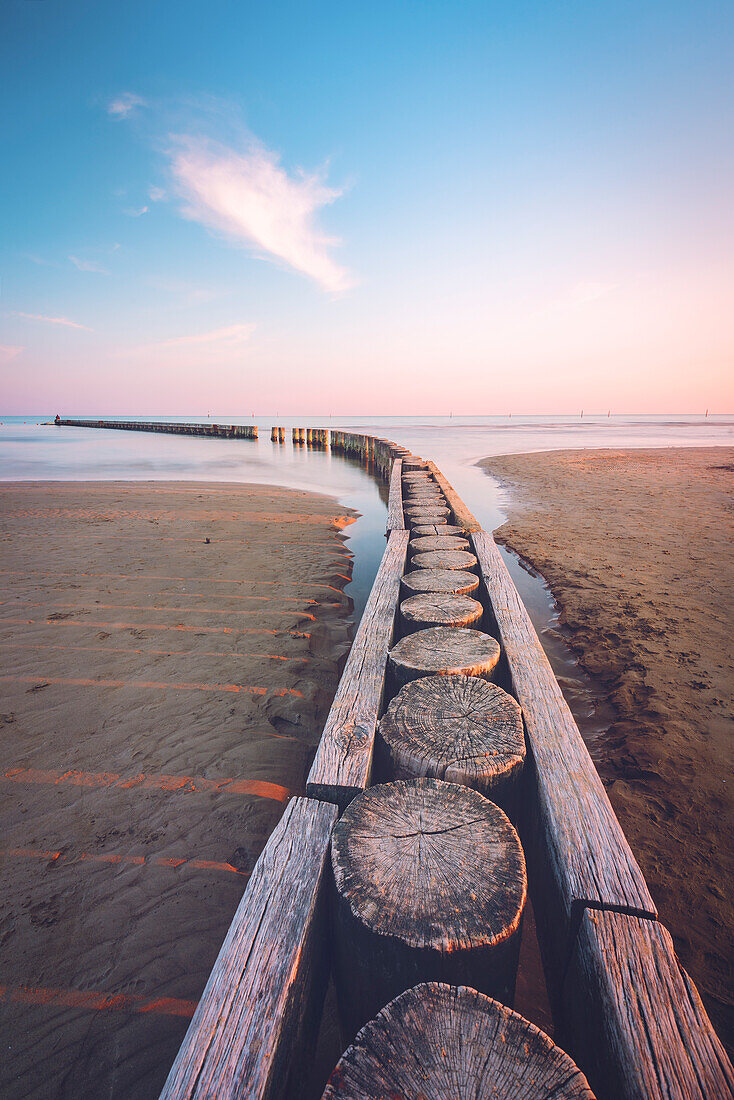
[0,479,356,1098]
[480,446,734,1054]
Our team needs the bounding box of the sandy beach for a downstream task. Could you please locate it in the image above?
[0,480,355,1098]
[480,447,734,1053]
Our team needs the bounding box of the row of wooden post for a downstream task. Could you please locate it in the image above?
[54,419,731,1099]
[57,418,259,439]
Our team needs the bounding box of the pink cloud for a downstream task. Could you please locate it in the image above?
[12,312,93,332]
[168,135,353,293]
[0,345,24,361]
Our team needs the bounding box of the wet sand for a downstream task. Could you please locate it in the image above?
[0,480,355,1098]
[480,447,734,1053]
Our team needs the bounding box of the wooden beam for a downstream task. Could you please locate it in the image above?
[561,909,733,1100]
[386,458,404,532]
[159,796,337,1100]
[307,530,410,809]
[426,462,481,530]
[471,530,656,980]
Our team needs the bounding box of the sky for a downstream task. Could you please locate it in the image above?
[1,0,733,415]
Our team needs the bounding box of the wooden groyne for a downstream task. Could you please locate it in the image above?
[56,417,258,439]
[56,418,733,1099]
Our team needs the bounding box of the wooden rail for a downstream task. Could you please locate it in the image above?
[160,797,337,1100]
[56,418,731,1099]
[306,529,409,810]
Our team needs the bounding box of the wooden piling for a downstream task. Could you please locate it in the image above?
[409,535,470,555]
[401,568,479,598]
[411,549,478,571]
[377,674,525,803]
[321,983,595,1100]
[389,626,500,688]
[330,779,526,1039]
[399,592,483,633]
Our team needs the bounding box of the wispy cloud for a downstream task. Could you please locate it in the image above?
[108,93,147,119]
[13,311,93,332]
[0,345,24,361]
[167,135,353,293]
[123,205,149,217]
[69,255,110,274]
[136,322,256,352]
[149,185,167,202]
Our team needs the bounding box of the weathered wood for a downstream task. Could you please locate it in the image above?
[562,909,734,1100]
[401,568,479,597]
[160,796,337,1100]
[389,626,500,687]
[307,530,410,809]
[404,491,446,505]
[406,511,449,528]
[399,592,483,633]
[377,674,525,804]
[322,982,595,1099]
[409,534,470,555]
[470,530,656,982]
[411,549,478,571]
[386,458,404,532]
[411,523,465,538]
[404,504,450,520]
[426,462,481,530]
[330,779,526,1038]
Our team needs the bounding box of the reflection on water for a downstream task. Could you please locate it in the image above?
[2,412,731,735]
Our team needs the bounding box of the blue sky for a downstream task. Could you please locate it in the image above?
[2,0,732,413]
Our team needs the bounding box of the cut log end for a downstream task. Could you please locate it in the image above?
[411,549,478,571]
[399,592,483,633]
[389,626,500,688]
[401,568,479,598]
[409,535,470,556]
[378,673,525,801]
[322,982,596,1100]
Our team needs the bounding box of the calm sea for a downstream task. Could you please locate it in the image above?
[1,413,731,621]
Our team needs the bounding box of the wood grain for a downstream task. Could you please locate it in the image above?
[330,779,526,1037]
[307,530,410,809]
[160,796,337,1100]
[411,523,465,537]
[470,531,656,979]
[401,568,479,598]
[426,463,481,531]
[409,535,470,555]
[562,909,734,1100]
[399,592,483,633]
[389,626,500,687]
[386,458,405,532]
[410,549,478,571]
[322,982,595,1099]
[377,673,525,803]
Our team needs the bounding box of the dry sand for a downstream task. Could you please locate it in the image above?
[480,447,734,1053]
[0,480,356,1098]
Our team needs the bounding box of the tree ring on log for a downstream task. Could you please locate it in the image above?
[401,568,479,597]
[411,549,478,570]
[406,513,450,528]
[411,523,465,538]
[322,982,595,1100]
[330,779,527,1037]
[399,593,483,633]
[378,673,524,801]
[409,535,470,555]
[389,626,500,686]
